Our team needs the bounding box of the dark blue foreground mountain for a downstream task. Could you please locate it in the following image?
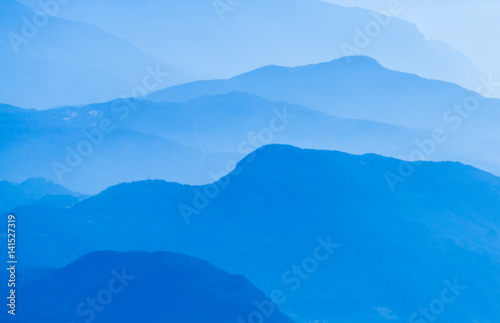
[10,145,500,321]
[0,251,293,323]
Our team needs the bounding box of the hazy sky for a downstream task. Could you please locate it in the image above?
[14,0,499,95]
[321,0,500,79]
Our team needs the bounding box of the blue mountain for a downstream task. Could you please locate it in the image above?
[9,145,500,321]
[0,93,425,193]
[146,56,500,177]
[0,251,293,323]
[146,56,497,131]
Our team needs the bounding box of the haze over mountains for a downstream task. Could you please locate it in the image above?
[0,0,193,109]
[0,177,82,211]
[2,56,499,193]
[0,87,426,193]
[17,0,481,93]
[2,1,498,322]
[146,56,500,178]
[147,56,498,131]
[322,0,500,86]
[8,145,500,322]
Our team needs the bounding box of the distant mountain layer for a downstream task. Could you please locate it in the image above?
[0,92,429,194]
[18,0,482,90]
[3,57,497,193]
[10,145,500,321]
[0,251,293,323]
[0,177,82,211]
[0,0,192,109]
[146,56,500,176]
[147,56,500,132]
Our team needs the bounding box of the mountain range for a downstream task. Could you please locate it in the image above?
[1,1,497,322]
[147,56,498,132]
[0,85,426,193]
[146,55,500,177]
[3,56,500,193]
[17,0,482,92]
[8,145,500,322]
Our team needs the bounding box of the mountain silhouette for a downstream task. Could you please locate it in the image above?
[9,145,500,321]
[1,251,293,323]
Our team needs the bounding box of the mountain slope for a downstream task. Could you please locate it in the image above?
[10,145,500,322]
[0,251,293,323]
